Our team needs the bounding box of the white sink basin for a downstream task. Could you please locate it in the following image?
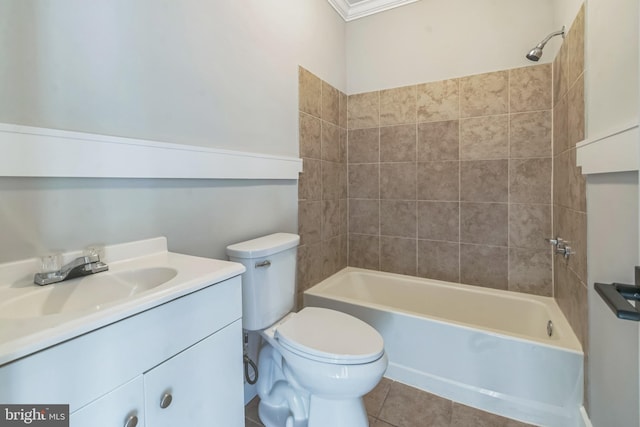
[0,237,246,367]
[0,267,177,319]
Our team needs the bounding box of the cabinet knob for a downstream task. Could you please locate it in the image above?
[160,392,173,409]
[124,415,138,427]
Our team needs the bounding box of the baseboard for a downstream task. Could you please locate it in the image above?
[579,406,593,427]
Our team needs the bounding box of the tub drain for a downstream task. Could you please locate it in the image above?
[547,320,553,337]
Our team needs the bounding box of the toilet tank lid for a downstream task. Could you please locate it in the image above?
[226,233,300,258]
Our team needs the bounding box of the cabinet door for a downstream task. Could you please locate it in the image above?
[70,376,144,427]
[144,319,244,427]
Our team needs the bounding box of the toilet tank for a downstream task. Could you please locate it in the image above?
[226,233,300,331]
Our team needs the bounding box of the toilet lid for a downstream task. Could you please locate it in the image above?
[274,307,384,364]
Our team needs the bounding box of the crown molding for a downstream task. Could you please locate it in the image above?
[328,0,419,21]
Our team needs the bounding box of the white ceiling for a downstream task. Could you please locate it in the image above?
[327,0,420,21]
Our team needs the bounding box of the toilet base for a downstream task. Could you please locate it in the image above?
[308,396,368,427]
[259,400,307,427]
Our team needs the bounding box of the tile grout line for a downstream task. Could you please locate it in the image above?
[319,76,325,285]
[458,78,462,283]
[378,90,381,272]
[550,55,556,299]
[507,69,512,292]
[415,85,419,275]
[346,92,350,268]
[374,379,394,425]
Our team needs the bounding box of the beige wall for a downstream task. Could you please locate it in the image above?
[586,172,639,425]
[0,0,346,156]
[296,68,348,307]
[586,0,639,137]
[582,0,640,421]
[345,0,559,94]
[343,64,553,294]
[553,0,584,33]
[0,0,346,264]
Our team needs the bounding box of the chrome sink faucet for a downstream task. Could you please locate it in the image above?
[34,254,109,286]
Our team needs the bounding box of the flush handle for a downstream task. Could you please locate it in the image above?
[255,260,271,268]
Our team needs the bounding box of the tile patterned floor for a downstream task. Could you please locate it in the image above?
[244,378,535,427]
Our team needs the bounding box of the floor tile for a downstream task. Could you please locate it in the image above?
[378,381,452,427]
[244,380,534,427]
[245,396,261,424]
[245,418,264,427]
[364,377,393,417]
[373,418,397,426]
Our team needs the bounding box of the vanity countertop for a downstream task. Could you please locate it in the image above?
[0,237,245,366]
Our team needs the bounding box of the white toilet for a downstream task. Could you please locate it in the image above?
[227,233,388,427]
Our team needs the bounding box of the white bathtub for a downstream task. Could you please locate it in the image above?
[304,267,584,427]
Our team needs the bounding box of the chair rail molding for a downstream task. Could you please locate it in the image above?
[577,123,639,175]
[0,123,302,180]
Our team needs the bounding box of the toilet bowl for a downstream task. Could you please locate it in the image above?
[258,308,387,427]
[226,234,388,427]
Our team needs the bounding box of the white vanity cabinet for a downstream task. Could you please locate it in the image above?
[0,275,244,427]
[143,320,242,427]
[70,376,145,427]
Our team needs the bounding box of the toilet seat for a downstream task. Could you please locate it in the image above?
[274,307,384,365]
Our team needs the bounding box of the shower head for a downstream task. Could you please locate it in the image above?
[526,46,544,62]
[525,26,565,61]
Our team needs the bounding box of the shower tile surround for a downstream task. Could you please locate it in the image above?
[297,67,348,307]
[552,3,588,409]
[294,3,587,417]
[346,65,553,295]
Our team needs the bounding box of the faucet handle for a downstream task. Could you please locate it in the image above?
[84,245,105,261]
[40,253,63,274]
[556,244,574,259]
[545,237,563,246]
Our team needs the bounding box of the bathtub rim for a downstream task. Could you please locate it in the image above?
[304,267,583,355]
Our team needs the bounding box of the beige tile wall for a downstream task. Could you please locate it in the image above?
[552,3,588,406]
[297,67,348,307]
[295,2,587,412]
[347,64,553,295]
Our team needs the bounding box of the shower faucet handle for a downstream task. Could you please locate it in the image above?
[546,236,573,259]
[545,237,563,246]
[555,244,573,259]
